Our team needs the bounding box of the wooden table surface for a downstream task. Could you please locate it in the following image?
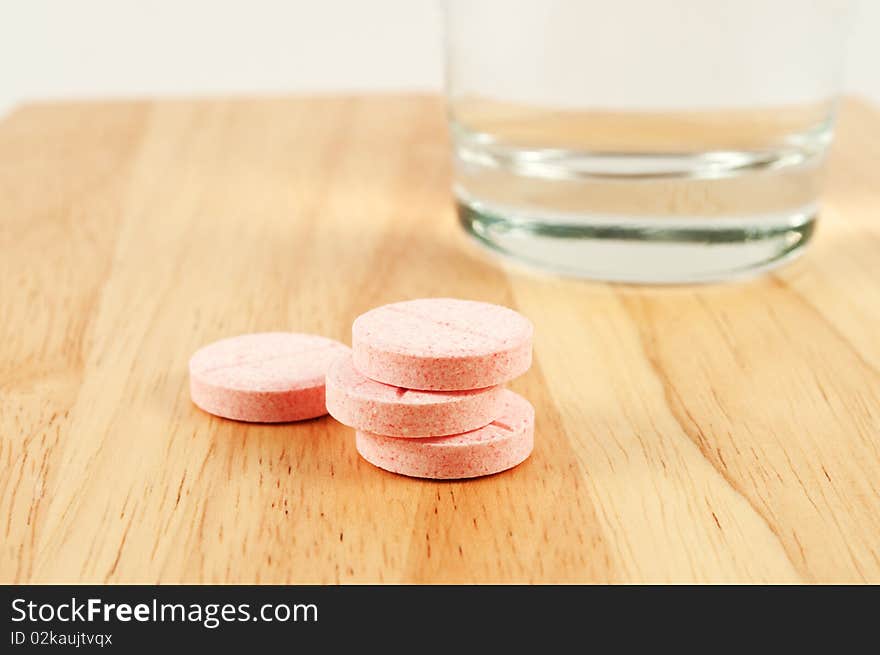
[2,96,879,584]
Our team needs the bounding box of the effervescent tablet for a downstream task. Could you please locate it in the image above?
[189,332,349,422]
[326,353,504,437]
[352,298,533,391]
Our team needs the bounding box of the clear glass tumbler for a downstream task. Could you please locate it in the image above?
[444,0,853,283]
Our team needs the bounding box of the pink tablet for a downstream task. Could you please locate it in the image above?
[355,390,534,479]
[326,353,504,437]
[189,332,350,422]
[352,298,533,391]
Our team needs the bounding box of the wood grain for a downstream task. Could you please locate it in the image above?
[1,95,878,584]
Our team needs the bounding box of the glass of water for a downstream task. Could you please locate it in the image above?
[444,0,853,283]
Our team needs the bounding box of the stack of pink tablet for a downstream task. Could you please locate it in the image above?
[326,298,535,479]
[188,298,535,480]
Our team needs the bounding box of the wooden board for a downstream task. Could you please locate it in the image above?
[1,96,878,584]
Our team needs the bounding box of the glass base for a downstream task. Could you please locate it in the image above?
[458,199,816,284]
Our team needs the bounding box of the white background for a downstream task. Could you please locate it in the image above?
[1,0,878,116]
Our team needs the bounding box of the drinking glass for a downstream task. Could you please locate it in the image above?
[443,0,853,282]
